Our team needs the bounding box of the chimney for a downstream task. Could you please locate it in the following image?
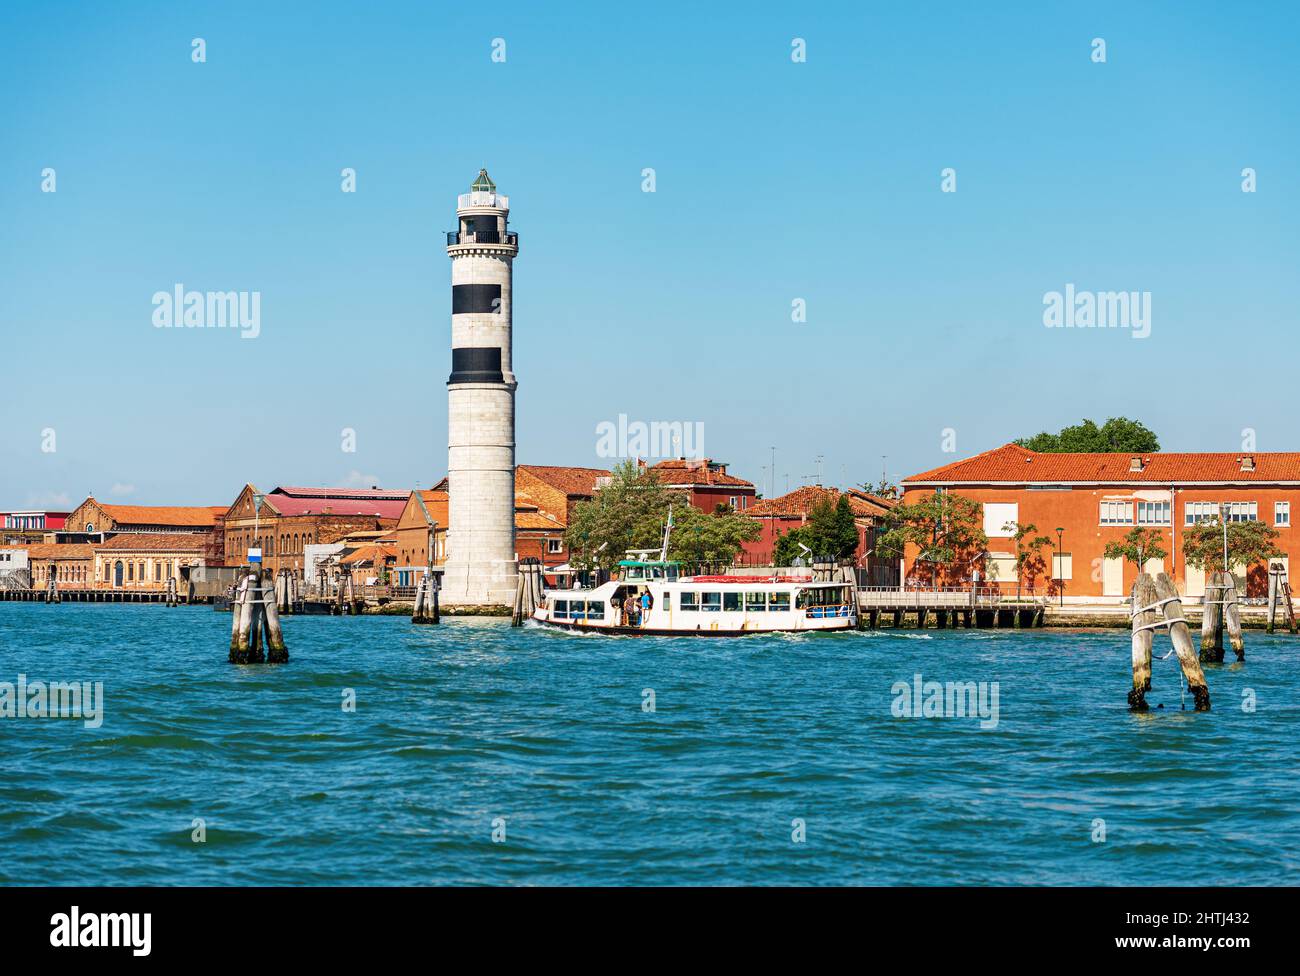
[1129,456,1146,473]
[1239,455,1255,472]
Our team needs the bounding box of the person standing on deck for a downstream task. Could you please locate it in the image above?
[640,589,652,626]
[623,593,639,627]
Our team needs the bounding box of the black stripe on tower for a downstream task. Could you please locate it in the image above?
[448,347,504,385]
[452,284,503,315]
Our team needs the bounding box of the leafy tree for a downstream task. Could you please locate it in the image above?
[1003,521,1052,600]
[859,477,899,500]
[1016,417,1160,454]
[772,495,861,566]
[669,502,760,570]
[1182,515,1281,577]
[875,490,987,587]
[565,460,674,571]
[564,460,758,572]
[1103,527,1168,572]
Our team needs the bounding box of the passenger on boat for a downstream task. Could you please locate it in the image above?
[622,593,639,627]
[640,590,652,624]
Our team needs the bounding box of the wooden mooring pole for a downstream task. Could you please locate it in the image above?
[1129,572,1211,711]
[1200,572,1224,662]
[1223,572,1244,661]
[228,568,289,664]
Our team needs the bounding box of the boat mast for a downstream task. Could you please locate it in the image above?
[660,505,673,562]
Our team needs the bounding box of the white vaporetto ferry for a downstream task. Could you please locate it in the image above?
[531,557,857,636]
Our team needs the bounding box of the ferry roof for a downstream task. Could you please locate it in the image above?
[618,559,680,567]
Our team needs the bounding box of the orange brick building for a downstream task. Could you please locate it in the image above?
[901,444,1297,602]
[645,458,756,512]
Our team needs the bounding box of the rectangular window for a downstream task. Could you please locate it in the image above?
[1052,553,1073,581]
[570,600,587,619]
[1276,501,1290,527]
[553,599,568,619]
[723,592,741,611]
[547,539,562,554]
[1099,501,1132,525]
[1136,500,1171,526]
[680,591,698,610]
[661,592,670,610]
[701,592,722,612]
[768,591,791,612]
[745,592,766,611]
[983,502,1019,538]
[1185,501,1218,525]
[1225,502,1258,523]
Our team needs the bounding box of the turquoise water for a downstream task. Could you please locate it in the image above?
[1,603,1297,885]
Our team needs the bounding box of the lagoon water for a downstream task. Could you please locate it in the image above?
[1,603,1297,885]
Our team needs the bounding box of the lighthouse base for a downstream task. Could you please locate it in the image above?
[438,560,519,609]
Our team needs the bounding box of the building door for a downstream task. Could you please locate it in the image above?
[1102,556,1124,597]
[114,561,124,587]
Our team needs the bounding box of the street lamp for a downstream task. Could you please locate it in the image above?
[1056,527,1065,607]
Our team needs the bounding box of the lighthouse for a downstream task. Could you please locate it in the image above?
[442,169,519,606]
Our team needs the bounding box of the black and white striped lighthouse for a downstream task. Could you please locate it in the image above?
[442,169,519,606]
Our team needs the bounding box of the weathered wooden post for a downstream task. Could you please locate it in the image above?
[229,570,255,664]
[1223,571,1244,661]
[1267,564,1281,634]
[1200,572,1224,662]
[1129,575,1158,711]
[261,569,289,663]
[1154,572,1210,711]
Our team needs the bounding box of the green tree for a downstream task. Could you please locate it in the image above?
[1182,515,1281,577]
[1103,527,1168,573]
[1015,417,1160,454]
[564,460,673,572]
[668,502,760,570]
[875,490,987,587]
[771,495,861,566]
[1003,521,1052,600]
[564,460,759,573]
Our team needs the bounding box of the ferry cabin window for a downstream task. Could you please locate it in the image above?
[649,565,665,579]
[680,592,698,610]
[701,592,722,612]
[569,600,587,619]
[723,592,741,611]
[661,591,670,610]
[626,567,645,580]
[745,592,766,611]
[552,599,569,619]
[666,566,679,580]
[768,592,791,611]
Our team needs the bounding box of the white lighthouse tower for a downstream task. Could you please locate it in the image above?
[442,169,519,606]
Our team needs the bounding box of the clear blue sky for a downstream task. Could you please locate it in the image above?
[2,1,1296,509]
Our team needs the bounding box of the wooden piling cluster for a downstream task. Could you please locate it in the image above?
[1266,563,1297,635]
[412,568,440,625]
[228,568,289,665]
[1199,572,1244,662]
[1128,572,1210,711]
[511,559,545,626]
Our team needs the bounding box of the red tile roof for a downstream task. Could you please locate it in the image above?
[903,443,1300,485]
[745,485,883,519]
[274,487,408,499]
[649,458,754,489]
[516,465,610,497]
[268,495,407,519]
[100,504,219,527]
[23,543,94,560]
[96,533,209,552]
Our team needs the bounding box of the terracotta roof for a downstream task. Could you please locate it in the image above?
[414,490,450,527]
[745,486,882,519]
[24,543,94,560]
[267,495,406,519]
[903,443,1300,485]
[273,487,408,500]
[649,458,754,489]
[96,533,209,552]
[516,465,610,497]
[339,543,397,566]
[100,504,219,527]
